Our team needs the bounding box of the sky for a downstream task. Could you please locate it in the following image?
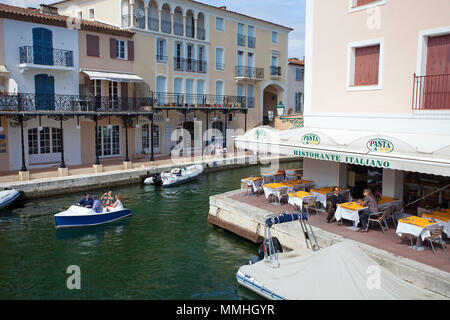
[0,0,305,58]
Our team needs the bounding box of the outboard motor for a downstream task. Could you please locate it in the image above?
[152,172,163,186]
[250,236,283,264]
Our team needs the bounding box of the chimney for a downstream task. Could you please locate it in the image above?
[219,6,226,10]
[40,4,59,15]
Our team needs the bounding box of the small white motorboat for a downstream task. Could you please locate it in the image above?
[54,205,133,228]
[144,164,204,187]
[0,189,21,209]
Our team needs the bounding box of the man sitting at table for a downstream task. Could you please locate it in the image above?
[358,189,379,232]
[327,186,346,223]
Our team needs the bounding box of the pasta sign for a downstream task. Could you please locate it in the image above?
[301,133,320,145]
[367,138,394,153]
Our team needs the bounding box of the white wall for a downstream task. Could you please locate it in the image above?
[302,158,347,188]
[382,169,404,199]
[3,18,79,95]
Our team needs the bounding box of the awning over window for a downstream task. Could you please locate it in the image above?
[234,126,450,177]
[81,70,144,83]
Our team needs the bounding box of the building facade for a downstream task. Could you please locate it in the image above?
[287,58,304,114]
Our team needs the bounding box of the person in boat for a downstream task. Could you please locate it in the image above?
[77,192,94,208]
[101,190,114,207]
[106,193,124,212]
[92,196,104,214]
[326,186,346,223]
[358,188,379,232]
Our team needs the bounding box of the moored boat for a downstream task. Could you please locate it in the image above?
[144,164,204,187]
[54,205,132,228]
[0,189,21,209]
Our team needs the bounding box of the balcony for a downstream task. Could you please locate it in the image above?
[0,93,152,113]
[153,93,246,109]
[174,22,184,36]
[413,73,450,110]
[270,66,282,78]
[121,14,130,28]
[235,66,264,82]
[19,46,74,71]
[149,18,159,31]
[173,57,207,73]
[186,26,195,38]
[216,63,225,71]
[248,36,256,48]
[237,33,245,46]
[197,27,206,40]
[156,54,168,63]
[247,97,255,108]
[161,19,171,34]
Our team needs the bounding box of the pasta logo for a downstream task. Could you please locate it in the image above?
[254,129,267,140]
[301,133,320,145]
[367,138,394,153]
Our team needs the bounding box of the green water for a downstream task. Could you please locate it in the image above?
[0,161,300,299]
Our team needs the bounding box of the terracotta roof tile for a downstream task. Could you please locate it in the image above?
[0,3,135,38]
[288,58,305,66]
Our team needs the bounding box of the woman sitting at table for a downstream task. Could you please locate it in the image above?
[327,186,346,223]
[358,189,379,232]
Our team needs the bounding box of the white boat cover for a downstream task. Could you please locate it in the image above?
[238,241,443,300]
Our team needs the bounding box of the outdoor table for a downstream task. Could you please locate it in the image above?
[241,177,263,193]
[396,216,441,251]
[285,169,303,179]
[309,187,351,208]
[273,173,284,183]
[422,210,450,236]
[288,191,313,211]
[377,196,402,210]
[335,202,368,230]
[263,180,304,199]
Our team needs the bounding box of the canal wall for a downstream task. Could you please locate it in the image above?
[0,155,299,199]
[208,190,450,299]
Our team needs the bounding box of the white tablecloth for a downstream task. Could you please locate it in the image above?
[311,189,350,208]
[288,195,313,211]
[335,205,367,226]
[432,218,449,236]
[263,185,291,199]
[395,221,440,241]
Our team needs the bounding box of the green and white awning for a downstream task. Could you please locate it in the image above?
[234,126,450,176]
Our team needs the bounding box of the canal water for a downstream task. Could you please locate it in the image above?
[0,161,300,299]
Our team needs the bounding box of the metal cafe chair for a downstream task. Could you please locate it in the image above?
[424,226,446,254]
[303,196,319,216]
[367,208,390,233]
[252,179,264,196]
[273,187,289,205]
[262,175,274,185]
[293,185,305,192]
[241,181,253,198]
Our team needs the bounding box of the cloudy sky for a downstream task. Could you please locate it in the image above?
[0,0,305,58]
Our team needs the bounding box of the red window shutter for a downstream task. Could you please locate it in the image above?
[127,41,134,61]
[426,34,450,76]
[110,38,116,59]
[121,82,128,98]
[354,45,380,86]
[86,34,100,57]
[356,0,377,6]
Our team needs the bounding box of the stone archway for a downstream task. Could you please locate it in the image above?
[262,82,285,126]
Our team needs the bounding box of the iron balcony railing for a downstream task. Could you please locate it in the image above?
[186,26,195,38]
[149,18,159,31]
[161,19,172,33]
[153,92,246,109]
[216,63,225,71]
[237,33,245,46]
[235,66,264,79]
[197,27,205,40]
[248,35,256,48]
[156,54,168,63]
[270,66,282,76]
[174,22,184,36]
[173,57,207,73]
[19,46,74,67]
[0,93,152,112]
[412,73,450,110]
[247,97,255,108]
[135,15,145,29]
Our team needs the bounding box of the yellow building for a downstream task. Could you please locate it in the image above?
[54,0,292,156]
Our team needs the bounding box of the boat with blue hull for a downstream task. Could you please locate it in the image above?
[54,205,132,228]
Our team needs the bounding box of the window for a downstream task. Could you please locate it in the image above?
[142,124,160,150]
[296,68,301,81]
[94,79,102,96]
[156,39,167,62]
[109,81,120,107]
[116,40,127,60]
[96,125,120,157]
[347,39,383,90]
[215,81,224,105]
[215,47,224,70]
[295,92,303,113]
[28,127,61,155]
[89,8,94,19]
[215,17,224,31]
[272,31,278,43]
[349,0,386,12]
[247,84,254,108]
[86,34,100,57]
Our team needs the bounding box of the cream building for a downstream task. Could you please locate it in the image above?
[54,0,292,155]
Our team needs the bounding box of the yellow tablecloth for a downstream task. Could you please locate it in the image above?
[398,216,437,228]
[265,180,303,189]
[288,191,312,198]
[310,187,334,195]
[339,202,364,211]
[423,211,450,223]
[242,177,263,182]
[378,196,398,205]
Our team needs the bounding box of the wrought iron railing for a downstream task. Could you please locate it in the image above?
[121,14,130,28]
[237,33,245,46]
[270,66,282,76]
[186,26,195,38]
[197,27,205,40]
[247,97,255,108]
[174,22,184,36]
[161,19,172,33]
[19,46,74,67]
[216,63,225,71]
[153,92,246,109]
[149,17,159,31]
[135,15,145,29]
[235,66,264,79]
[412,73,450,110]
[156,54,168,63]
[0,93,152,112]
[173,57,207,73]
[248,35,256,48]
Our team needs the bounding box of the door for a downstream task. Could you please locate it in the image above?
[35,74,55,110]
[185,79,194,105]
[247,52,254,77]
[174,78,183,106]
[33,28,53,65]
[175,43,182,69]
[186,45,193,71]
[215,81,223,106]
[156,76,166,105]
[237,50,244,76]
[196,80,204,106]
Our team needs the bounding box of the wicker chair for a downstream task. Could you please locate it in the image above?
[424,226,446,254]
[367,208,390,233]
[241,181,253,197]
[303,196,319,216]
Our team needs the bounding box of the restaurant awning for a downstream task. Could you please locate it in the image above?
[81,69,144,83]
[234,126,450,177]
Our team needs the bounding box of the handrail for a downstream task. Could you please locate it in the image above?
[404,184,450,208]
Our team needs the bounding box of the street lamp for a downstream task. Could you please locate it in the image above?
[276,101,285,117]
